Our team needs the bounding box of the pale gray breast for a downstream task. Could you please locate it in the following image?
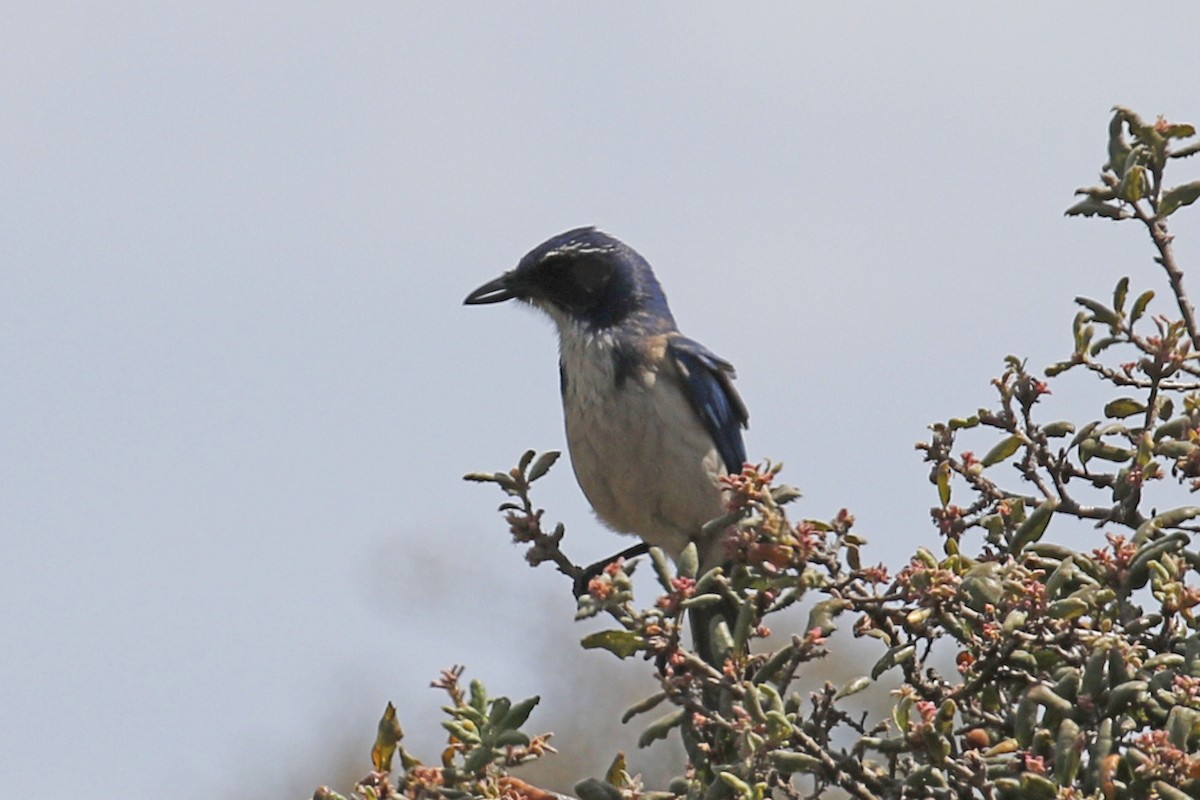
[557,328,727,560]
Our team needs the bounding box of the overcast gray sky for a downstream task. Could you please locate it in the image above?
[3,4,1199,798]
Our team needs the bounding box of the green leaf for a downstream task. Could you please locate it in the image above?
[1077,323,1094,355]
[936,461,951,506]
[770,483,803,504]
[1113,276,1129,313]
[526,451,560,482]
[1117,164,1148,202]
[834,676,873,700]
[1042,421,1076,438]
[915,546,939,568]
[637,709,684,748]
[1122,146,1144,176]
[1011,498,1058,553]
[981,435,1023,467]
[1170,139,1200,159]
[1160,179,1200,218]
[499,695,540,730]
[1156,417,1192,441]
[1153,781,1193,800]
[718,772,753,800]
[961,563,1004,609]
[1119,106,1163,151]
[486,697,511,728]
[1154,440,1196,458]
[1019,772,1060,799]
[1009,497,1028,524]
[1042,555,1077,598]
[461,746,493,776]
[370,702,403,773]
[1079,440,1133,463]
[1013,692,1038,746]
[1064,196,1131,220]
[770,752,822,775]
[892,699,913,737]
[1048,597,1089,619]
[1071,310,1090,353]
[649,547,674,592]
[445,722,481,749]
[581,630,644,659]
[1105,679,1149,714]
[679,593,728,611]
[469,679,489,712]
[806,598,851,637]
[1074,184,1117,200]
[462,471,518,494]
[603,753,628,786]
[1166,706,1200,749]
[1028,683,1076,715]
[1161,122,1197,139]
[1090,718,1114,765]
[871,643,916,680]
[1127,531,1191,586]
[1002,609,1027,634]
[1107,108,1131,174]
[1130,289,1155,324]
[677,541,699,579]
[1104,397,1146,418]
[1074,296,1120,326]
[620,692,667,724]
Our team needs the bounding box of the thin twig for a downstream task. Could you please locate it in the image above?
[1132,201,1200,349]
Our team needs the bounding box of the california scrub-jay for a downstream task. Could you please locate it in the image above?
[464,227,749,577]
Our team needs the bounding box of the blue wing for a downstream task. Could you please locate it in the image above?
[667,336,749,473]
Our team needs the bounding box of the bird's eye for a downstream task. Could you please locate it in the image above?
[568,258,611,296]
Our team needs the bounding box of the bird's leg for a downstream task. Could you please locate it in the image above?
[572,541,651,598]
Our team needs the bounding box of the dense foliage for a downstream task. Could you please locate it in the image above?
[317,107,1200,800]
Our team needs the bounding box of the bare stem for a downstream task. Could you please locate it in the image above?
[1133,202,1199,349]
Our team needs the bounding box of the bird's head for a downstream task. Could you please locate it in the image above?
[464,227,675,333]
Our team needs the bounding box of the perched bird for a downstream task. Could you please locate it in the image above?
[463,227,749,576]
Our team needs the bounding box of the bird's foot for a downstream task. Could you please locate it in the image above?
[572,541,651,598]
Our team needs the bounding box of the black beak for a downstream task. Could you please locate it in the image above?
[463,273,517,305]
